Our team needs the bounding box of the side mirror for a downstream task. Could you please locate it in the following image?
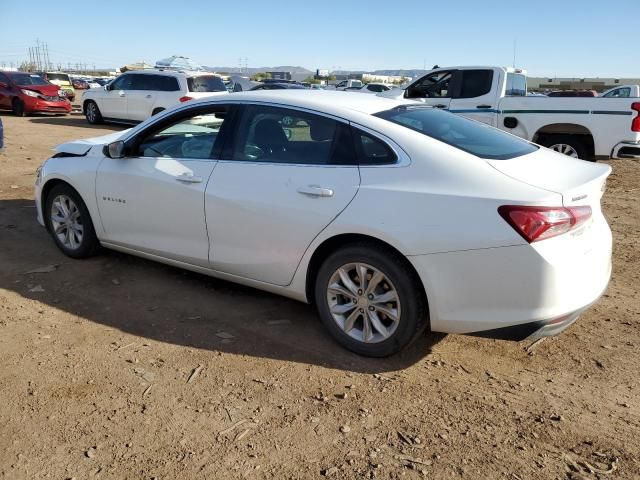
[104,140,125,159]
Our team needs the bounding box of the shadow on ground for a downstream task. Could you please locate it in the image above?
[25,114,128,130]
[0,198,442,373]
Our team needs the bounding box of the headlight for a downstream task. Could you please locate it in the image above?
[58,89,65,97]
[21,89,39,97]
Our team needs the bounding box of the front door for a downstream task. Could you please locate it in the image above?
[100,74,132,120]
[206,104,361,286]
[404,69,455,110]
[448,69,498,126]
[96,105,231,266]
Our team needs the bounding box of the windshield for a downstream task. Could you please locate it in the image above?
[10,74,49,86]
[47,73,71,82]
[187,75,226,92]
[375,106,538,160]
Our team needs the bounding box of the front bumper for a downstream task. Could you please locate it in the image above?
[612,141,640,160]
[23,95,71,114]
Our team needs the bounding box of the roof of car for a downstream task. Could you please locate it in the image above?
[121,69,221,78]
[189,90,413,116]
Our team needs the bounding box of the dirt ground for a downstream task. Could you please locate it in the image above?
[0,109,639,480]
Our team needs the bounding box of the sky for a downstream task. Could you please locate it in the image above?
[1,0,638,78]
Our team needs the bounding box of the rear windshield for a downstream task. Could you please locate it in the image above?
[188,75,226,92]
[46,73,70,82]
[10,74,49,86]
[374,107,538,160]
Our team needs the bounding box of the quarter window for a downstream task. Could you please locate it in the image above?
[231,105,357,165]
[353,129,397,165]
[136,107,230,160]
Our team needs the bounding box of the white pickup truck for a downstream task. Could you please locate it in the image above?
[383,66,640,160]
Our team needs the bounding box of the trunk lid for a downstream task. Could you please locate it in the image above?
[487,148,611,208]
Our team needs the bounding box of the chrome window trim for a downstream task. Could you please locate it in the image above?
[121,99,411,168]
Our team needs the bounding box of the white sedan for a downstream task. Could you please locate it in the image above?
[34,91,612,356]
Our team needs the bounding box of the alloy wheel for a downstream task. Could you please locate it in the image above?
[86,103,96,123]
[326,262,401,343]
[549,143,579,158]
[50,194,84,250]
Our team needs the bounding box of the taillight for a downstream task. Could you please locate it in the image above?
[498,205,592,243]
[179,96,194,102]
[632,102,640,132]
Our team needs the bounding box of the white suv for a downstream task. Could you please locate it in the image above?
[82,70,228,124]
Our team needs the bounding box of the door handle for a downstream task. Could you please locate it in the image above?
[175,173,203,184]
[476,105,492,109]
[118,91,126,97]
[145,94,152,98]
[433,104,447,109]
[297,185,334,197]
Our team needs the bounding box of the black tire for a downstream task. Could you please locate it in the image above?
[84,100,103,125]
[540,134,589,160]
[152,107,165,116]
[314,243,428,357]
[44,183,100,258]
[12,98,25,117]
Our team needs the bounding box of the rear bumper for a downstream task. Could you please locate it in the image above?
[612,141,640,160]
[408,219,612,339]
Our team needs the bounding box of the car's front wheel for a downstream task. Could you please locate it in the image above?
[314,244,428,357]
[85,100,103,124]
[12,98,25,117]
[44,184,100,258]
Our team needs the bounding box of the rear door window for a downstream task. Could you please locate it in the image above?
[455,70,494,98]
[188,75,226,92]
[375,106,537,160]
[230,105,356,165]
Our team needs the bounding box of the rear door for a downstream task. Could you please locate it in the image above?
[0,73,11,109]
[205,104,360,285]
[126,74,175,121]
[404,70,455,110]
[448,69,499,126]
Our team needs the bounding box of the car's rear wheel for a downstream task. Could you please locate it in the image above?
[314,244,428,357]
[12,98,25,117]
[541,135,589,160]
[44,184,100,258]
[85,100,103,124]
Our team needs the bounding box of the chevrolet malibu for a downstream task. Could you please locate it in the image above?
[34,91,612,356]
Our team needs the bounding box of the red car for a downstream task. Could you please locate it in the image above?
[0,71,71,116]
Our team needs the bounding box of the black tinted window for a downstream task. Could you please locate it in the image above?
[457,70,493,98]
[353,129,397,165]
[232,105,356,165]
[375,107,537,160]
[188,75,226,92]
[130,74,178,91]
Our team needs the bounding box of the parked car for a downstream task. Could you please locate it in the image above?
[360,83,394,94]
[72,79,89,90]
[381,66,640,160]
[547,90,598,97]
[335,79,363,90]
[35,90,612,356]
[250,82,306,90]
[0,71,71,116]
[81,70,228,124]
[600,85,639,98]
[36,72,75,101]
